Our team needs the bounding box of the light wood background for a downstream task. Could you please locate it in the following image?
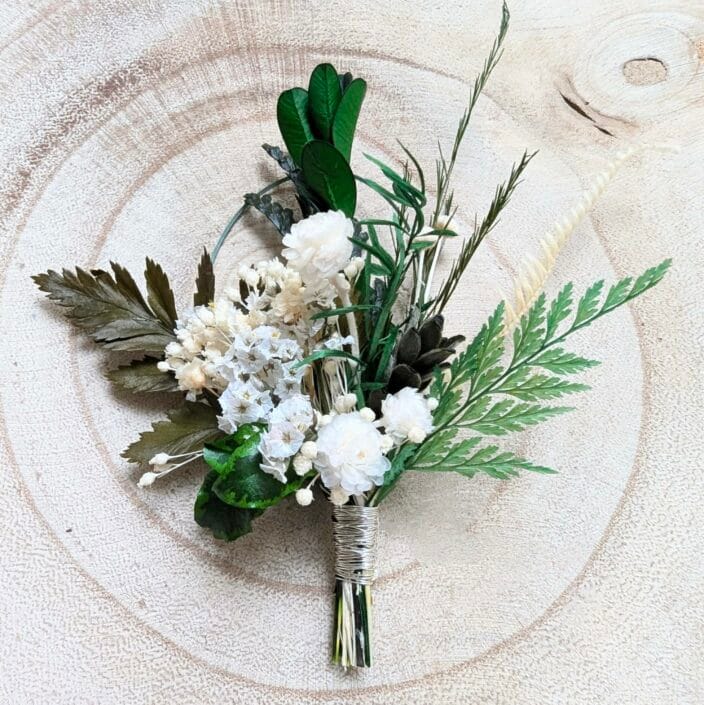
[1,1,702,703]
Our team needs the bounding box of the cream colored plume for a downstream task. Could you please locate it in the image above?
[503,145,640,331]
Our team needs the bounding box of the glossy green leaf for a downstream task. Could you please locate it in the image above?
[332,78,366,162]
[203,425,303,510]
[301,140,356,217]
[308,63,342,140]
[194,470,263,541]
[276,87,314,166]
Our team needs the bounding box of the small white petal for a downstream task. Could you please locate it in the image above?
[300,441,318,460]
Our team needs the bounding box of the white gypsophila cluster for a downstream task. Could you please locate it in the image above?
[313,411,391,501]
[282,210,354,292]
[380,387,435,444]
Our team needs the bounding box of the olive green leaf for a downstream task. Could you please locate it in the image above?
[194,470,263,541]
[301,140,356,217]
[107,357,179,394]
[308,63,342,140]
[33,261,175,354]
[145,258,177,328]
[193,248,215,307]
[122,402,221,465]
[277,87,314,166]
[332,78,366,162]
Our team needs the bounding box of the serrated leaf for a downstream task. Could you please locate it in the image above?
[194,249,215,307]
[467,400,572,435]
[33,262,175,354]
[512,292,546,363]
[194,470,263,542]
[497,371,589,401]
[545,282,573,340]
[454,445,556,480]
[573,280,604,327]
[332,78,366,162]
[301,140,356,217]
[145,258,177,328]
[531,347,600,375]
[107,358,179,394]
[276,88,314,166]
[308,63,342,140]
[122,402,220,466]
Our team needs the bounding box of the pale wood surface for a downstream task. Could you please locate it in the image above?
[1,1,702,703]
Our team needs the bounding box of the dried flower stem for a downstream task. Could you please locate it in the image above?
[503,145,640,330]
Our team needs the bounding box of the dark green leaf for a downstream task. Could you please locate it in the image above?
[301,140,357,217]
[308,63,342,140]
[122,402,220,465]
[107,358,179,394]
[202,424,262,475]
[33,262,175,354]
[277,88,314,166]
[372,445,416,505]
[244,192,295,236]
[194,249,215,307]
[145,258,177,328]
[194,471,263,541]
[332,78,366,162]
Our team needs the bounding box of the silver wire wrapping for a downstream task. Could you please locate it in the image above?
[332,505,379,585]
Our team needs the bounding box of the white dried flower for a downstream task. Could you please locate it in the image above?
[259,422,304,460]
[314,412,390,494]
[427,397,439,411]
[157,360,170,372]
[282,210,354,284]
[379,434,394,452]
[259,456,288,483]
[334,393,358,413]
[271,394,314,433]
[359,407,376,423]
[295,487,314,506]
[407,426,427,444]
[175,359,207,394]
[300,441,318,459]
[149,453,170,467]
[381,387,434,444]
[329,486,350,506]
[293,454,313,476]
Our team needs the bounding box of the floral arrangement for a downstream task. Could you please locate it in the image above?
[34,3,669,669]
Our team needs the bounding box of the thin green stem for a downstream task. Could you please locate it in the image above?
[211,177,289,262]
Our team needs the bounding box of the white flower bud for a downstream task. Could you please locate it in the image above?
[317,414,332,427]
[329,487,350,506]
[157,361,171,372]
[244,269,259,287]
[407,426,427,444]
[300,441,318,459]
[359,407,376,423]
[138,472,158,487]
[344,261,358,280]
[295,488,314,506]
[149,453,170,467]
[334,393,357,413]
[293,454,313,476]
[164,342,183,357]
[379,434,394,452]
[426,397,439,411]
